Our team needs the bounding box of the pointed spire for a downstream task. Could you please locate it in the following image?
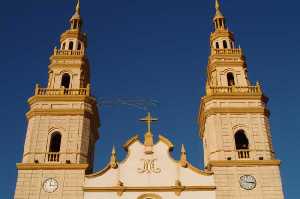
[180,144,188,168]
[76,0,80,15]
[110,146,118,169]
[214,0,224,18]
[71,0,81,19]
[215,0,220,10]
[69,0,82,30]
[213,0,227,30]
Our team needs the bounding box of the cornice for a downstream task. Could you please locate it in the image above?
[201,94,268,103]
[208,60,246,68]
[207,160,281,170]
[60,30,87,45]
[26,108,93,119]
[27,95,97,106]
[49,55,87,61]
[83,185,216,192]
[210,30,234,41]
[16,163,89,170]
[204,107,270,117]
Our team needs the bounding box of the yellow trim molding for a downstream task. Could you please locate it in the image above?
[26,108,93,118]
[201,95,268,103]
[16,163,89,170]
[28,95,97,105]
[204,107,270,117]
[158,135,174,151]
[207,160,281,169]
[83,185,216,192]
[137,193,162,199]
[123,135,140,151]
[85,164,112,178]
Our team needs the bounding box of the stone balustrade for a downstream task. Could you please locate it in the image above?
[212,48,242,55]
[35,84,90,96]
[206,85,262,96]
[47,152,60,162]
[53,49,84,56]
[237,149,250,159]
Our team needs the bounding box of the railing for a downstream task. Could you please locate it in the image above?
[47,152,60,162]
[212,48,242,55]
[35,84,90,96]
[206,84,262,96]
[237,150,250,159]
[53,49,84,56]
[208,149,275,161]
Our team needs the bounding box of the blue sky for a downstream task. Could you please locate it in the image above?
[0,0,299,198]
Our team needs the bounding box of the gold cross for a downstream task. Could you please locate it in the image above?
[140,112,158,133]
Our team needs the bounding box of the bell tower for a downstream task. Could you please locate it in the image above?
[199,0,284,198]
[14,1,99,198]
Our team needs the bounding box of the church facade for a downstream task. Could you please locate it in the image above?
[14,1,285,199]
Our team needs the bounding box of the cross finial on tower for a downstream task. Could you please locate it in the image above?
[140,113,158,152]
[139,112,158,134]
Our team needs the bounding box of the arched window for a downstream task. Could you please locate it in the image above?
[62,43,66,50]
[235,130,249,150]
[235,130,250,159]
[216,42,220,49]
[227,72,235,86]
[223,40,228,49]
[49,132,61,153]
[68,41,74,50]
[48,132,61,162]
[77,42,82,50]
[61,73,71,88]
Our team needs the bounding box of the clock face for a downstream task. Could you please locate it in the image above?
[43,178,59,193]
[240,175,256,190]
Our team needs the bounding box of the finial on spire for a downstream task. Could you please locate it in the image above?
[214,0,224,18]
[69,0,82,30]
[70,0,81,21]
[180,144,188,168]
[76,0,80,15]
[110,146,118,169]
[215,0,220,11]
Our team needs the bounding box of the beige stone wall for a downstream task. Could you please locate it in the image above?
[14,169,85,199]
[212,166,284,199]
[48,55,89,89]
[22,114,94,164]
[202,99,274,166]
[22,100,98,165]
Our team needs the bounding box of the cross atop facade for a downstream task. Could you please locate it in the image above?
[139,112,158,133]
